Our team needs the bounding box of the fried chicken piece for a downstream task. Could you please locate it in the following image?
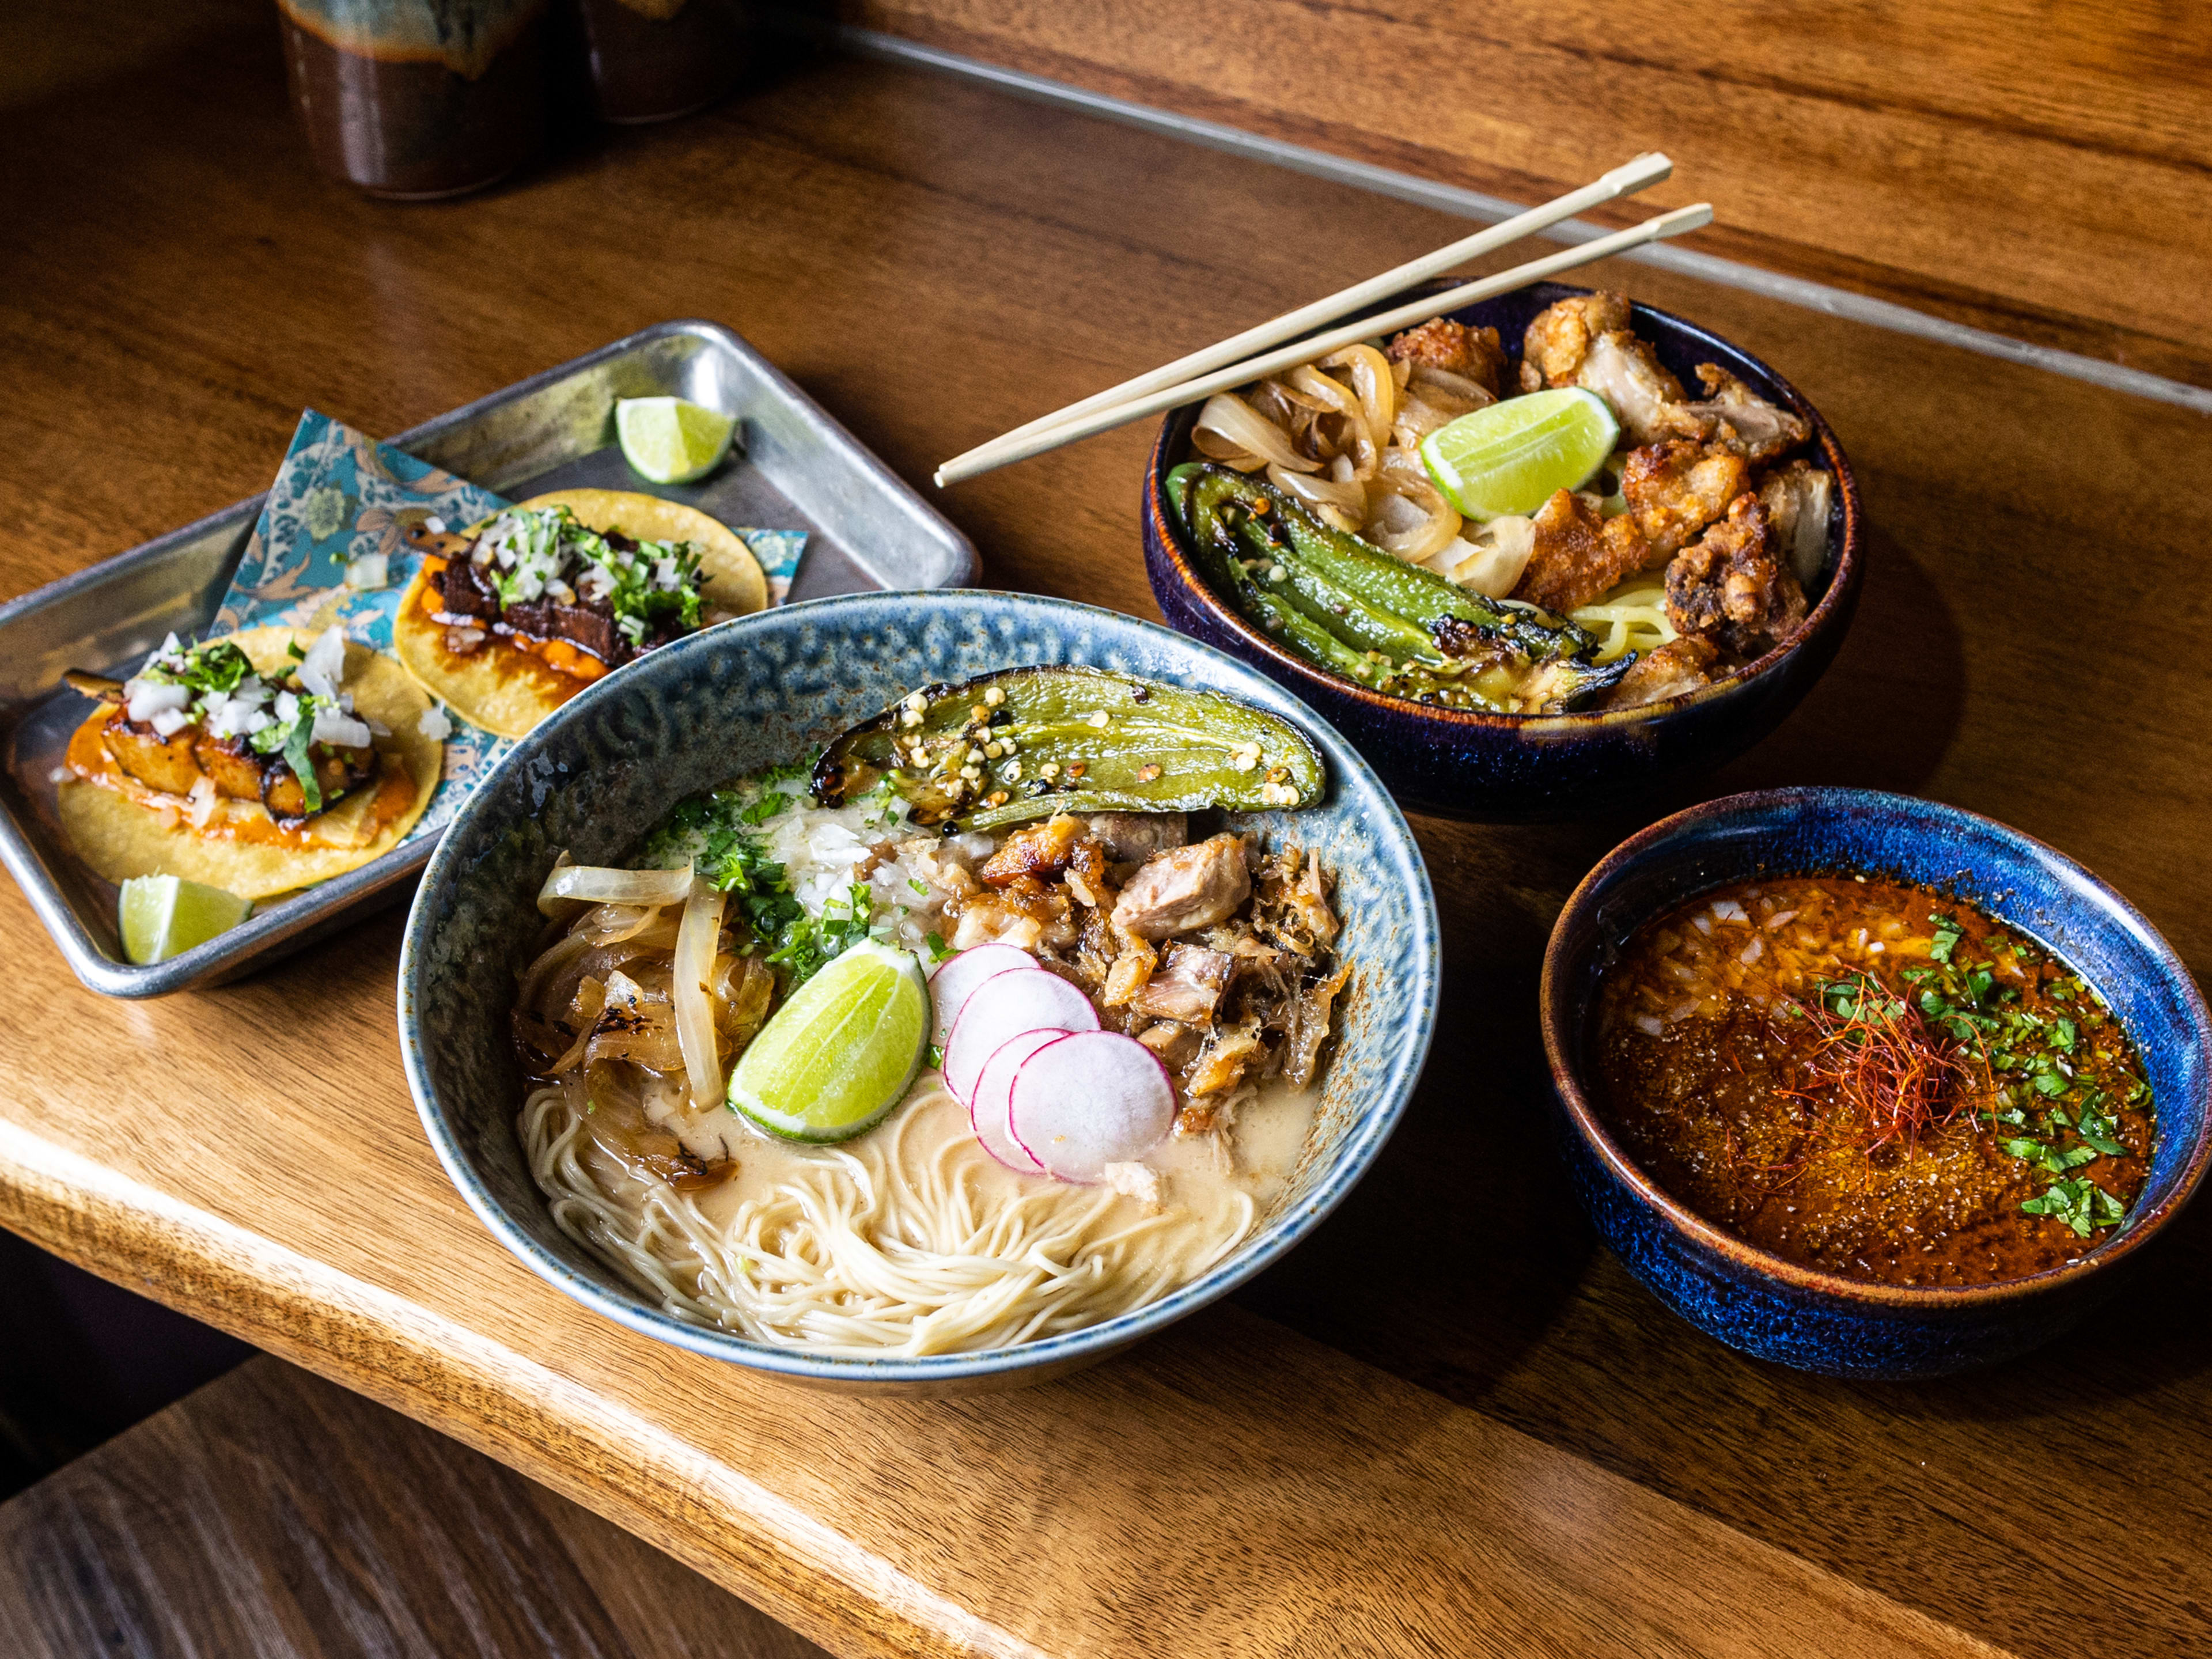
[1605,636,1721,710]
[1388,317,1508,398]
[1620,441,1748,562]
[1519,293,1711,446]
[1687,365,1809,464]
[1755,459,1835,588]
[1519,292,1632,388]
[1512,488,1650,615]
[1664,497,1808,659]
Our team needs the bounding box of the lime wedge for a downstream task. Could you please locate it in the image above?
[615,396,737,485]
[1419,387,1619,521]
[730,940,929,1142]
[118,874,252,964]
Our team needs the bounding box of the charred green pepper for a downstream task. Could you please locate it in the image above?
[1167,461,1633,713]
[813,666,1325,831]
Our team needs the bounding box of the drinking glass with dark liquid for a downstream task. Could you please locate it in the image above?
[570,0,745,123]
[279,0,550,199]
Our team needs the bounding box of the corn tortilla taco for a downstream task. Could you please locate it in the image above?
[393,488,767,739]
[59,626,441,900]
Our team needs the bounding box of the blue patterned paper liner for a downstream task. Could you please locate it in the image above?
[208,409,806,847]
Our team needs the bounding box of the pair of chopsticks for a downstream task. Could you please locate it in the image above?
[933,154,1710,488]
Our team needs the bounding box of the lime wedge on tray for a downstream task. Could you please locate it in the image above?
[1419,387,1618,521]
[119,874,251,965]
[729,940,929,1143]
[616,396,737,485]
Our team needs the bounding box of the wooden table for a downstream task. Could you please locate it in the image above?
[5,13,2210,1659]
[0,1357,826,1658]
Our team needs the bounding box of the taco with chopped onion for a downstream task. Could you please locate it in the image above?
[58,625,443,900]
[392,488,767,739]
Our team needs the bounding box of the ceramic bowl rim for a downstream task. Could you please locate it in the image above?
[1143,283,1865,734]
[1538,785,2212,1309]
[396,588,1441,1384]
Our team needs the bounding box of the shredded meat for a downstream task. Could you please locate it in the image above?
[1605,635,1721,710]
[1185,1024,1265,1100]
[1621,441,1748,562]
[1111,835,1252,941]
[1130,944,1236,1026]
[1687,365,1810,464]
[1084,811,1187,866]
[1756,459,1835,588]
[950,898,1043,952]
[1137,1020,1204,1070]
[1283,960,1351,1088]
[979,814,1085,887]
[1665,497,1808,659]
[1512,489,1649,615]
[1387,317,1508,398]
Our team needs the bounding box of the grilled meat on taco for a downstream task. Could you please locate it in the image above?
[59,626,442,899]
[394,488,766,738]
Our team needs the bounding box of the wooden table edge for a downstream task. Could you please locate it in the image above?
[0,1115,1043,1659]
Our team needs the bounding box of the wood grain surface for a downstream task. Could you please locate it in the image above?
[845,0,2212,390]
[0,1357,829,1659]
[2,7,2209,1657]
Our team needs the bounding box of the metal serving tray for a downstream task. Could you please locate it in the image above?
[0,320,978,998]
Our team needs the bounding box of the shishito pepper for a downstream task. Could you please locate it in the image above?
[1166,461,1631,713]
[813,666,1325,831]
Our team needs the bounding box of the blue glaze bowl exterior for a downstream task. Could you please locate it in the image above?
[1142,282,1864,821]
[1540,788,2212,1378]
[398,591,1439,1395]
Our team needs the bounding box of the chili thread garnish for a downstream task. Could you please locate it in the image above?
[1776,972,1987,1156]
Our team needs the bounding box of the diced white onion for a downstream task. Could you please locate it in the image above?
[311,709,373,748]
[673,876,728,1109]
[344,554,388,590]
[418,704,454,741]
[150,706,192,738]
[273,691,300,725]
[298,626,348,700]
[536,858,694,918]
[124,679,191,724]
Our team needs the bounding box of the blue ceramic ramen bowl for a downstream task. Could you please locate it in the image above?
[1142,281,1864,821]
[1540,788,2212,1378]
[398,591,1438,1395]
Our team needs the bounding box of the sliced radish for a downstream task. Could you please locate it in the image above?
[942,971,1100,1103]
[1008,1031,1175,1184]
[968,1029,1063,1173]
[927,942,1039,1047]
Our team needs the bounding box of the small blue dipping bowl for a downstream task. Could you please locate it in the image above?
[1142,281,1864,821]
[398,591,1439,1394]
[1540,788,2212,1378]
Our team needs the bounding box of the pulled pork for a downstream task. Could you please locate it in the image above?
[941,813,1348,1139]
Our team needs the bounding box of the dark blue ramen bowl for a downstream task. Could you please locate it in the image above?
[1539,787,2212,1378]
[397,590,1438,1395]
[1142,281,1864,821]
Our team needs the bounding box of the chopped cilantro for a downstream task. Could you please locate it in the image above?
[2022,1178,2126,1237]
[924,930,954,963]
[1929,911,1963,964]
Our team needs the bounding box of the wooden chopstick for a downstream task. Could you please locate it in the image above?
[933,153,1673,486]
[932,203,1713,488]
